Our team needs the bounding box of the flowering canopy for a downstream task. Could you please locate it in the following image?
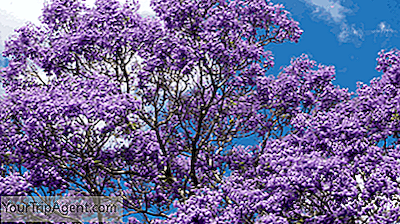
[1,0,400,223]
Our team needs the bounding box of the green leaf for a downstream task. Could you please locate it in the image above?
[392,112,400,121]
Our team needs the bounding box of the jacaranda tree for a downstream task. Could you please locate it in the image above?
[1,0,400,223]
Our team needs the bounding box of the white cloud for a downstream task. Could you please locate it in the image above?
[371,21,397,37]
[363,21,399,47]
[137,0,154,16]
[302,0,350,23]
[300,0,367,47]
[338,23,364,47]
[0,9,28,52]
[0,0,43,25]
[84,0,154,17]
[0,0,153,23]
[0,0,154,52]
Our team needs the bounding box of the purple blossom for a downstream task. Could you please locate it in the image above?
[1,0,400,223]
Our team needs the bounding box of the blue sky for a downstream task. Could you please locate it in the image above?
[267,0,400,92]
[1,0,400,92]
[0,0,398,217]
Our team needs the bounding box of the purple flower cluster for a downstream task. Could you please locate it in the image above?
[1,0,400,223]
[0,172,32,196]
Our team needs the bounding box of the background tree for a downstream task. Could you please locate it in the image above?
[1,0,400,223]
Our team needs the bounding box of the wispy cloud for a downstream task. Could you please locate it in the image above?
[301,0,400,47]
[338,23,364,47]
[300,0,367,47]
[371,21,397,37]
[365,21,399,47]
[302,0,350,23]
